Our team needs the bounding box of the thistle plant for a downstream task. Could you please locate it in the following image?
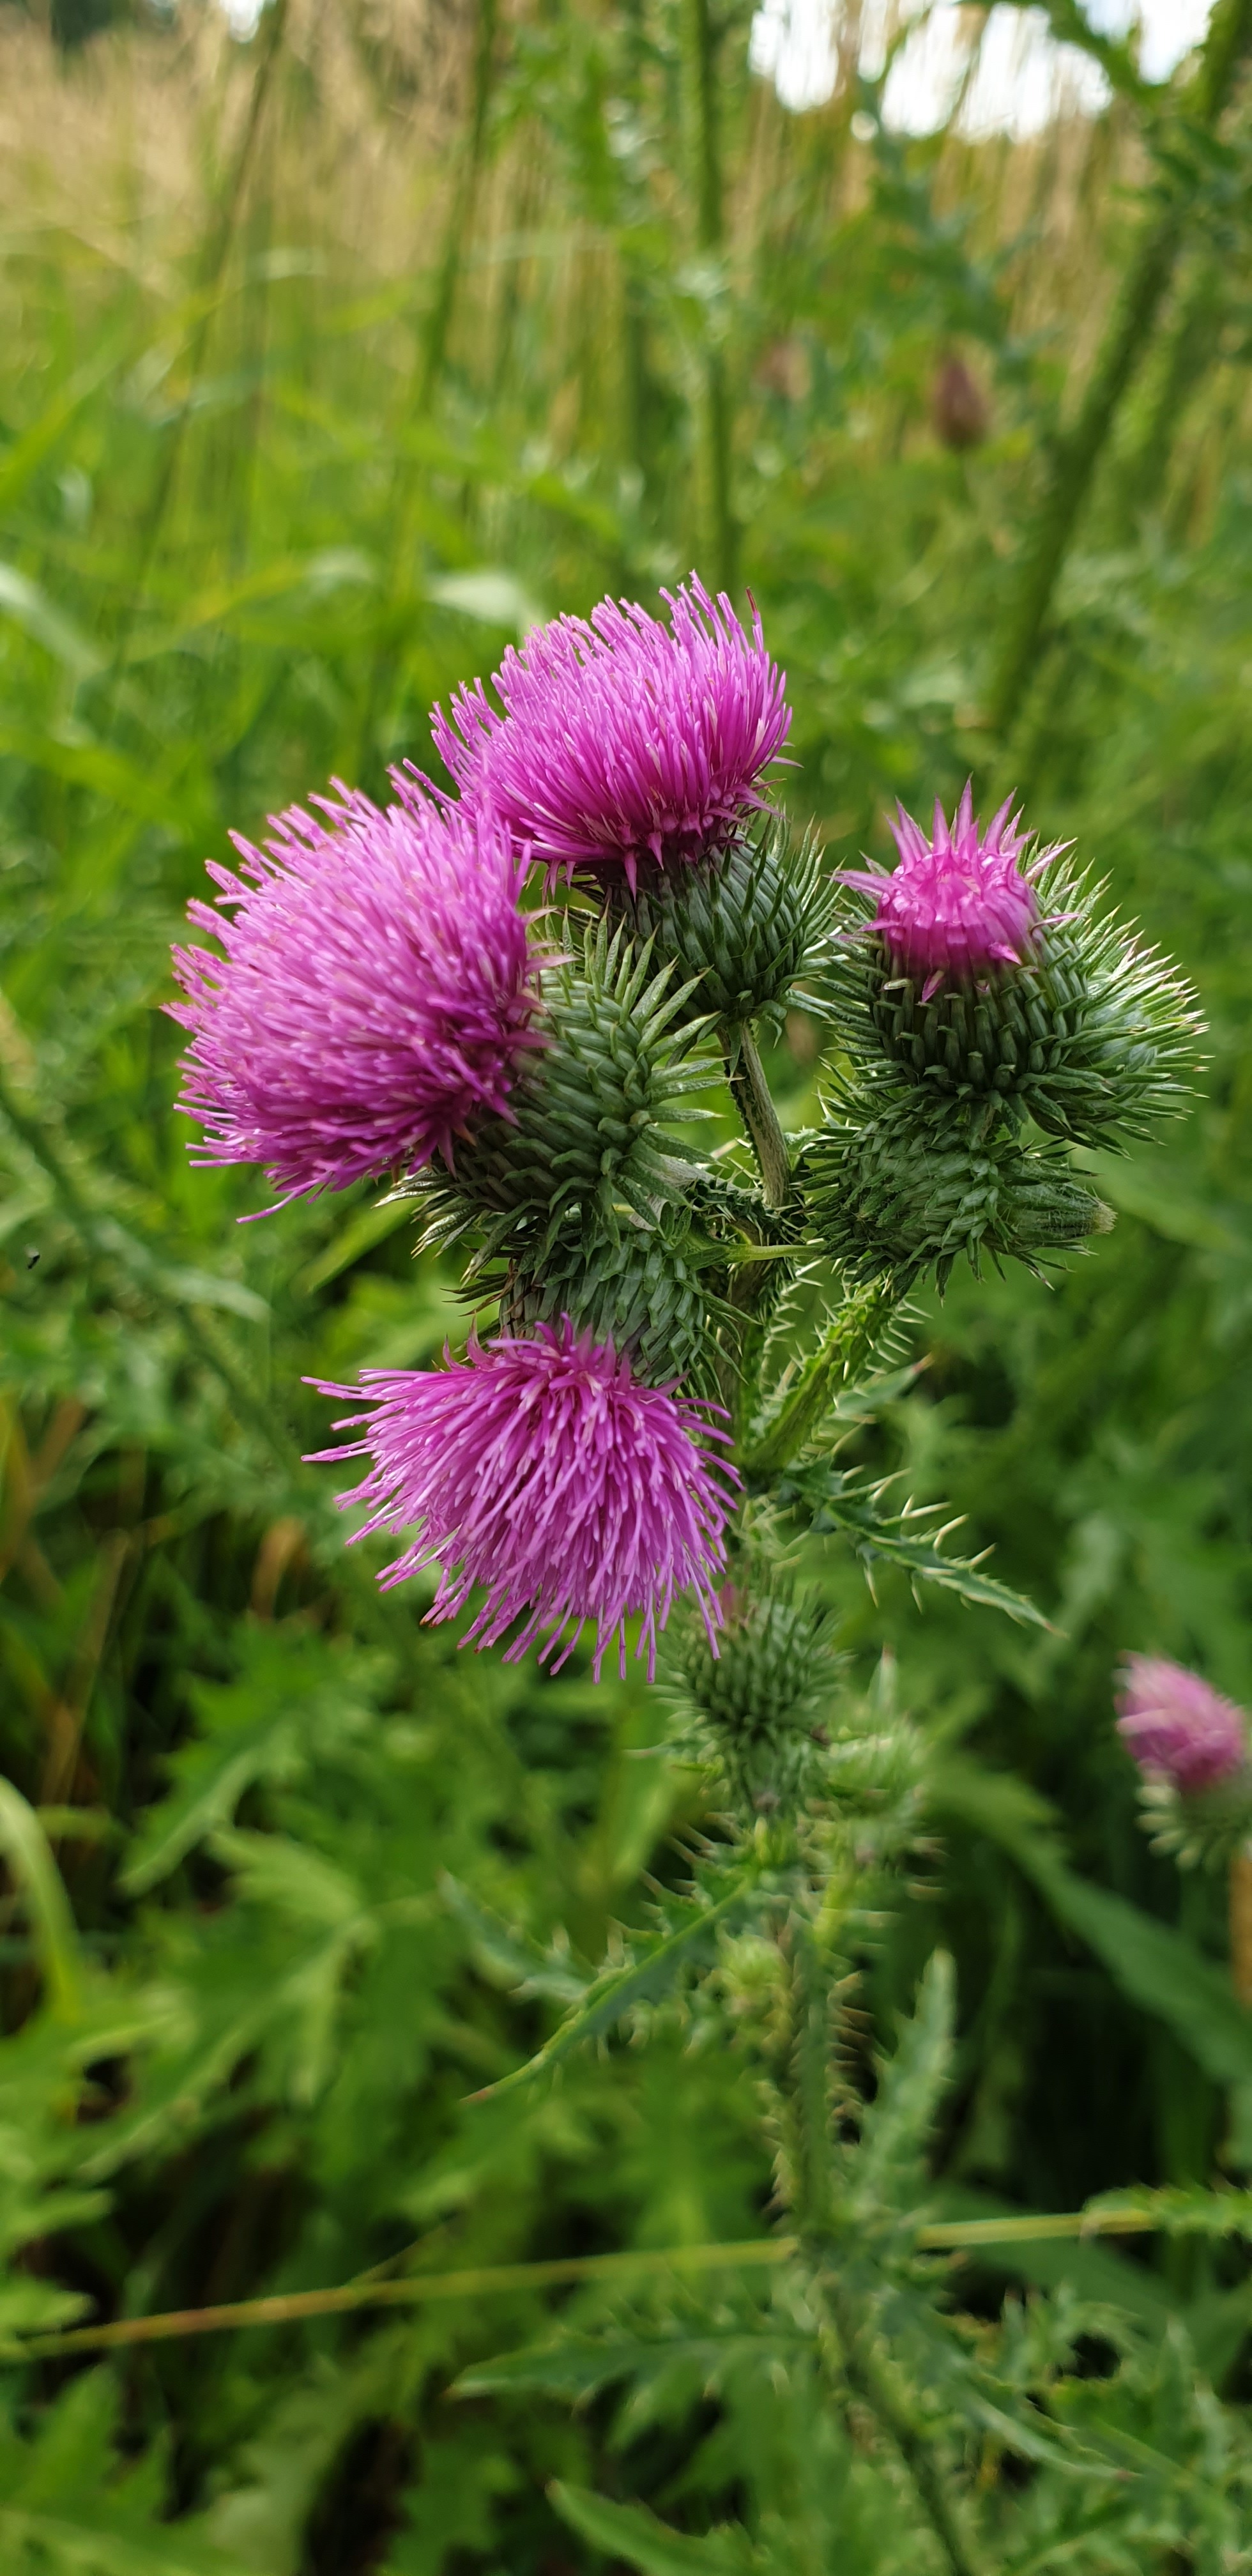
[1117,1647,1252,1969]
[170,574,1210,2574]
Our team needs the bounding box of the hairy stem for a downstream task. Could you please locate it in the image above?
[724,1025,790,1209]
[986,0,1252,742]
[822,2273,986,2576]
[742,1282,895,1480]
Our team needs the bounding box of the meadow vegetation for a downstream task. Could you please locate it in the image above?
[3,0,1252,2565]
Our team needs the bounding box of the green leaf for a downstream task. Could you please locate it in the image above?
[547,2482,754,2576]
[851,1951,955,2220]
[439,1873,592,2004]
[0,2372,236,2576]
[472,1864,762,2101]
[777,1466,1050,1627]
[121,1628,384,1896]
[0,1782,84,2021]
[0,563,103,679]
[933,1756,1252,2089]
[425,566,544,634]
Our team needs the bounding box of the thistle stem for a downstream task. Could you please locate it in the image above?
[821,2273,986,2576]
[724,1024,790,1209]
[742,1283,895,1481]
[786,1926,983,2576]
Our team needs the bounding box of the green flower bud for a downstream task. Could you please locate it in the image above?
[802,1085,1113,1293]
[668,1584,839,1813]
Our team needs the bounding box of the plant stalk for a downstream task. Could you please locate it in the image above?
[683,0,737,590]
[742,1283,895,1480]
[986,0,1252,742]
[358,0,499,771]
[821,2271,986,2576]
[724,1024,790,1209]
[104,0,291,696]
[1231,1844,1252,2005]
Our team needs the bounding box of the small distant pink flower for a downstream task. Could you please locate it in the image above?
[1117,1655,1248,1795]
[170,779,541,1211]
[840,785,1053,1000]
[431,576,791,889]
[308,1319,740,1681]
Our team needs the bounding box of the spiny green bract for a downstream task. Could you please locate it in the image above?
[1133,1765,1252,1871]
[612,819,833,1032]
[501,1223,720,1392]
[830,853,1201,1148]
[802,1085,1113,1292]
[406,921,721,1261]
[667,1585,839,1812]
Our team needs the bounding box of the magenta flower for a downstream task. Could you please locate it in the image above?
[170,779,541,1210]
[430,576,791,889]
[840,785,1051,1000]
[1117,1655,1248,1795]
[308,1319,740,1680]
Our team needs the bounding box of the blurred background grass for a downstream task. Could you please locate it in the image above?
[3,0,1252,2564]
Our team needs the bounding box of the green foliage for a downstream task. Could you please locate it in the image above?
[3,0,1252,2567]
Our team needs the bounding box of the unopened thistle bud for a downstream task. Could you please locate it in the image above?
[803,1086,1112,1293]
[832,788,1200,1149]
[668,1582,838,1813]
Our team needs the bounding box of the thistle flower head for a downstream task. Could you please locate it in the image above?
[431,576,791,889]
[309,1319,740,1681]
[170,778,540,1210]
[840,785,1045,997]
[1116,1655,1248,1795]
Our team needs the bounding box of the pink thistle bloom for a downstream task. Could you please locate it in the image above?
[430,576,791,889]
[169,778,542,1211]
[1117,1654,1248,1795]
[840,784,1053,1001]
[308,1319,740,1682]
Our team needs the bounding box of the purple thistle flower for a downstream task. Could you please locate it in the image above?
[430,576,791,889]
[169,778,542,1211]
[840,784,1053,1000]
[308,1318,740,1681]
[1117,1654,1248,1795]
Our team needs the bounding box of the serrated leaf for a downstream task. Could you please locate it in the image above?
[851,1951,955,2221]
[122,1628,383,1894]
[439,1873,592,2004]
[471,1864,762,2101]
[777,1465,1050,1627]
[547,2482,755,2576]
